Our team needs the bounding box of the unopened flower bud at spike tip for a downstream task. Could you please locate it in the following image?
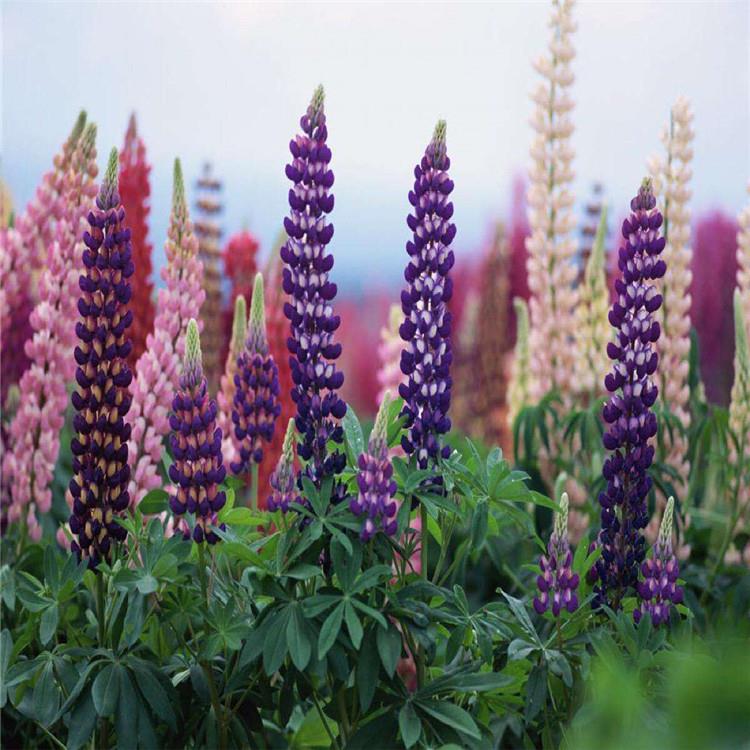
[734,288,750,369]
[68,110,87,146]
[311,84,325,114]
[231,295,247,356]
[182,319,203,389]
[658,496,675,551]
[173,158,185,213]
[248,272,267,354]
[97,147,120,210]
[554,491,570,541]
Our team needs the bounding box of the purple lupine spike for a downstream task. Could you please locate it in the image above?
[534,492,580,617]
[280,85,347,502]
[230,273,281,474]
[69,147,134,568]
[350,392,398,541]
[634,497,683,626]
[267,418,300,513]
[594,179,666,610]
[168,319,227,544]
[399,120,455,470]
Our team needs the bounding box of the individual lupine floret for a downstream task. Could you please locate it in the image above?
[351,392,398,541]
[526,0,580,402]
[533,492,580,616]
[69,149,134,567]
[281,86,348,497]
[648,97,694,499]
[377,304,404,407]
[3,123,98,538]
[168,320,226,544]
[399,120,455,470]
[507,297,531,431]
[267,418,300,513]
[126,159,205,505]
[217,294,247,466]
[231,273,281,474]
[634,497,683,625]
[593,180,666,610]
[575,206,611,401]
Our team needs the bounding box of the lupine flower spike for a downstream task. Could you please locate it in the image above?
[534,492,579,616]
[69,148,133,567]
[351,392,398,541]
[594,179,666,610]
[168,319,226,544]
[635,497,683,626]
[281,85,348,501]
[507,297,531,432]
[231,273,281,474]
[399,120,455,470]
[268,418,300,513]
[376,304,404,407]
[218,294,247,466]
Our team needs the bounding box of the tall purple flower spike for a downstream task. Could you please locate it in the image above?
[399,120,455,470]
[634,497,683,626]
[594,179,666,610]
[231,273,281,474]
[534,492,579,617]
[69,148,134,568]
[168,319,227,544]
[350,392,398,541]
[281,85,347,502]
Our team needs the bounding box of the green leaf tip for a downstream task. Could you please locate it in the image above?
[231,295,248,355]
[247,272,268,354]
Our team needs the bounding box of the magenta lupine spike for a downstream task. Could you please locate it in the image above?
[350,392,398,541]
[126,159,205,505]
[168,320,226,544]
[594,179,666,610]
[69,149,134,568]
[534,492,580,617]
[230,273,281,474]
[2,123,98,540]
[399,121,456,471]
[634,497,683,625]
[267,418,300,513]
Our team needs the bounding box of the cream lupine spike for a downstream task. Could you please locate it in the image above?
[217,295,247,467]
[737,183,750,325]
[648,97,694,499]
[575,205,610,400]
[726,290,750,564]
[526,0,579,401]
[507,297,531,431]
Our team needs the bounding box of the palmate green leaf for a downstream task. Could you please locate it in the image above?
[376,623,401,677]
[130,659,177,733]
[116,669,138,748]
[344,603,363,649]
[524,662,547,722]
[342,405,365,462]
[66,690,96,750]
[357,627,379,712]
[264,608,292,675]
[39,602,59,646]
[399,703,422,748]
[318,602,345,660]
[0,630,12,708]
[92,663,120,717]
[287,605,312,671]
[0,565,16,610]
[501,591,541,646]
[471,499,489,548]
[138,489,169,516]
[33,661,61,727]
[332,538,361,591]
[416,699,480,740]
[219,507,265,527]
[350,599,388,629]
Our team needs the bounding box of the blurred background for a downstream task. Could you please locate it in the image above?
[2,1,749,414]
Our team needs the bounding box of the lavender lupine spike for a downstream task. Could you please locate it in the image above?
[399,120,455,470]
[231,272,281,474]
[69,148,134,568]
[534,492,579,616]
[168,320,227,544]
[281,85,348,499]
[594,179,666,610]
[351,392,398,541]
[268,418,300,513]
[634,497,684,625]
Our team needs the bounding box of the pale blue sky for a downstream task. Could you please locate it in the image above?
[2,1,748,290]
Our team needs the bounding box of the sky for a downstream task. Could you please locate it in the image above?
[2,1,749,293]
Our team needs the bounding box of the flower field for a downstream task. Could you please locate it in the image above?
[1,1,749,748]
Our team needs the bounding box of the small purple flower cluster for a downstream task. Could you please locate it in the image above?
[168,320,227,544]
[399,121,455,470]
[534,492,579,617]
[69,149,133,568]
[350,394,398,541]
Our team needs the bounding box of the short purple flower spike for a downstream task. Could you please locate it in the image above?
[69,148,134,568]
[168,319,227,544]
[594,179,666,610]
[350,393,398,541]
[634,497,684,626]
[281,85,348,502]
[534,493,579,617]
[399,121,455,470]
[268,418,301,513]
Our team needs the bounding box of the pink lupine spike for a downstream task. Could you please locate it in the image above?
[217,294,247,466]
[126,159,205,505]
[2,123,98,535]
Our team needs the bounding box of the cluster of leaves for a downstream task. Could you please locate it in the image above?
[2,393,749,749]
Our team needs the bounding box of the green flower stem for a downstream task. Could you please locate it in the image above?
[420,503,428,579]
[96,573,110,750]
[250,463,259,511]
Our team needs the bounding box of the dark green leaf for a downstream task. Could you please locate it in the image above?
[524,663,547,722]
[66,690,97,750]
[417,699,480,740]
[318,602,345,660]
[132,662,177,732]
[138,489,169,516]
[116,669,138,748]
[33,661,61,727]
[121,592,145,649]
[357,627,379,712]
[376,623,401,678]
[263,608,291,675]
[342,406,365,461]
[39,603,59,647]
[92,663,120,717]
[0,630,12,708]
[287,606,312,671]
[399,703,421,748]
[471,499,489,549]
[344,603,363,649]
